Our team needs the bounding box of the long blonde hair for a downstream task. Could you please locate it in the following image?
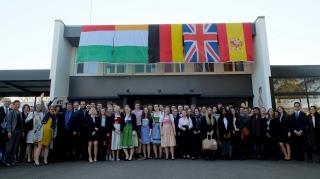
[205,108,215,126]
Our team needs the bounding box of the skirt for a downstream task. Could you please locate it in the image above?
[26,130,34,144]
[141,125,151,144]
[151,123,161,145]
[40,121,53,147]
[121,124,134,148]
[111,124,122,150]
[161,123,176,147]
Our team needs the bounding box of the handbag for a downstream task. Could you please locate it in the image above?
[242,127,250,137]
[202,135,218,151]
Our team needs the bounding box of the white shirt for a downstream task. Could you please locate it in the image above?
[178,117,193,129]
[223,117,228,130]
[312,116,316,128]
[101,117,106,127]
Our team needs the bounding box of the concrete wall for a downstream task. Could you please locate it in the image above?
[49,20,72,99]
[251,16,272,108]
[68,75,253,99]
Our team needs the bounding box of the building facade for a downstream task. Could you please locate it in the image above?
[49,17,272,107]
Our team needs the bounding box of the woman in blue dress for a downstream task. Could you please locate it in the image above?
[141,107,153,159]
[152,104,162,159]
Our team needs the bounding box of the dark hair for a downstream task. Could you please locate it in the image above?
[22,104,30,111]
[13,100,20,104]
[294,102,301,106]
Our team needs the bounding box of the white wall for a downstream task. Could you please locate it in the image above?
[49,20,72,99]
[251,16,272,109]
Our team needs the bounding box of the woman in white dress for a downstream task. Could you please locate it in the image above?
[25,94,45,163]
[111,105,122,161]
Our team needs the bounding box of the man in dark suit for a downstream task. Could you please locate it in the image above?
[290,102,307,161]
[249,107,266,159]
[4,100,24,167]
[78,100,88,160]
[306,106,320,162]
[0,98,12,163]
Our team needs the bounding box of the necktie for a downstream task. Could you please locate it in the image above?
[5,107,8,114]
[295,112,299,119]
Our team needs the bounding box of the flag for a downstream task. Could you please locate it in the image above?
[183,24,220,63]
[148,24,184,63]
[217,23,253,62]
[77,25,115,63]
[113,25,149,63]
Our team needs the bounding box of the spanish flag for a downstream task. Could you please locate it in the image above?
[217,23,253,62]
[148,24,184,63]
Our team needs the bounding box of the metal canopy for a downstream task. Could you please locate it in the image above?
[0,70,50,97]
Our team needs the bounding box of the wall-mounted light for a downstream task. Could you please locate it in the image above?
[158,89,162,93]
[126,89,130,93]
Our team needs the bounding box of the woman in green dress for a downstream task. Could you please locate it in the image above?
[121,105,137,161]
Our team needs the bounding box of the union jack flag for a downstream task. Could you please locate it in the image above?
[183,24,220,63]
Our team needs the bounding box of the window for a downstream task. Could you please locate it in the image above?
[175,64,184,73]
[235,62,244,72]
[224,63,233,72]
[275,95,309,112]
[306,77,320,92]
[134,64,145,73]
[204,63,214,72]
[116,64,126,73]
[194,63,203,72]
[77,63,84,74]
[105,64,116,74]
[146,64,156,73]
[273,78,305,93]
[164,64,174,73]
[104,64,127,74]
[77,63,99,75]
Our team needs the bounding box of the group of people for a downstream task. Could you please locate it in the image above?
[0,95,320,167]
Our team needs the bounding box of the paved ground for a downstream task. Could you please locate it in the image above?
[0,159,320,179]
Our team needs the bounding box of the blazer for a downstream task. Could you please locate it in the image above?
[86,115,101,135]
[6,109,24,133]
[0,106,11,127]
[289,111,307,135]
[218,116,233,141]
[307,112,320,146]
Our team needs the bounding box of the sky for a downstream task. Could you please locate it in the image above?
[0,0,319,70]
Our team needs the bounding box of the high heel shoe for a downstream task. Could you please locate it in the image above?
[34,162,40,167]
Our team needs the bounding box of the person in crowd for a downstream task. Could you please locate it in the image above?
[172,108,181,158]
[86,107,100,163]
[147,104,153,116]
[121,105,137,161]
[218,108,233,160]
[177,105,183,118]
[275,106,291,161]
[178,110,193,159]
[34,105,57,166]
[240,108,251,160]
[78,100,89,160]
[230,108,241,159]
[151,104,162,159]
[212,106,221,149]
[201,107,216,160]
[111,105,122,161]
[191,108,203,159]
[96,102,103,116]
[263,108,276,159]
[4,100,24,167]
[0,98,12,163]
[160,106,176,160]
[306,106,320,162]
[250,107,265,159]
[16,104,30,162]
[290,102,307,161]
[141,107,152,159]
[25,95,46,163]
[132,101,143,159]
[99,107,112,161]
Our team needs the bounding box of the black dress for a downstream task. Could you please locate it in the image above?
[274,112,290,143]
[86,115,101,141]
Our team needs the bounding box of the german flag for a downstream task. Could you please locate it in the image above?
[148,24,184,63]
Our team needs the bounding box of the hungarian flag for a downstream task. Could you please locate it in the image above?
[77,25,115,63]
[148,24,184,63]
[217,23,254,62]
[113,25,149,63]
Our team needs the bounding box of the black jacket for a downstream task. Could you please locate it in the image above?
[218,116,233,141]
